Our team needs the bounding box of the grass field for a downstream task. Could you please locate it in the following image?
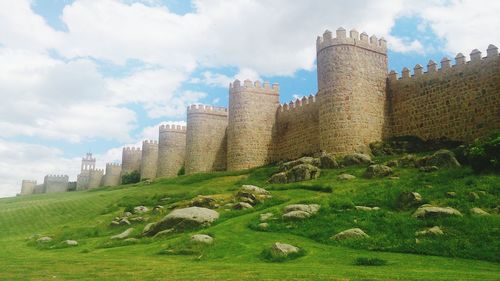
[0,153,499,280]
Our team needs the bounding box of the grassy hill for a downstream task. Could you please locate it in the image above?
[0,151,499,280]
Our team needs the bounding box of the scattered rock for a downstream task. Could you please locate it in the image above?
[355,206,380,211]
[386,160,399,167]
[119,218,131,225]
[190,195,218,209]
[268,172,288,184]
[282,210,311,220]
[109,221,120,226]
[330,228,369,240]
[279,157,320,171]
[468,192,480,201]
[416,149,460,168]
[337,173,356,180]
[143,207,219,236]
[399,154,418,167]
[470,207,490,216]
[260,212,274,222]
[446,192,457,198]
[363,164,393,178]
[283,204,320,215]
[342,153,373,166]
[142,223,155,235]
[36,236,53,243]
[123,212,133,217]
[415,226,444,236]
[190,234,213,244]
[258,223,269,230]
[240,185,270,195]
[319,153,339,169]
[152,205,164,214]
[412,205,462,219]
[154,229,174,238]
[287,164,321,182]
[233,202,253,210]
[111,228,135,240]
[63,240,78,246]
[388,176,400,180]
[129,216,145,222]
[398,192,422,209]
[133,206,149,214]
[270,242,300,257]
[419,166,439,172]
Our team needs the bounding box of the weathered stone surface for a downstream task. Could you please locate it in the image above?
[63,240,78,246]
[468,192,480,201]
[152,205,164,214]
[133,206,149,214]
[233,202,253,210]
[190,195,217,208]
[342,153,372,166]
[270,242,300,257]
[398,154,418,167]
[37,236,52,243]
[190,234,214,244]
[412,205,462,219]
[123,212,133,217]
[386,160,399,167]
[142,223,155,235]
[260,212,274,222]
[470,207,490,216]
[111,228,135,240]
[240,185,270,195]
[283,204,320,215]
[143,207,219,236]
[258,223,269,230]
[398,192,422,209]
[416,150,460,168]
[279,157,320,171]
[446,191,457,198]
[287,164,321,182]
[337,173,356,180]
[363,164,393,178]
[268,172,288,184]
[330,228,369,240]
[154,229,174,238]
[355,206,380,211]
[415,226,444,236]
[319,153,339,169]
[282,210,311,220]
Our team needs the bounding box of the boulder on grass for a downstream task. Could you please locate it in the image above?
[260,212,274,222]
[412,205,462,219]
[111,228,134,240]
[37,236,52,243]
[319,153,339,169]
[190,234,213,244]
[282,210,311,220]
[133,206,149,214]
[279,157,319,171]
[258,223,269,230]
[337,173,356,180]
[470,207,490,216]
[355,206,380,211]
[363,164,393,178]
[283,204,320,215]
[287,164,320,182]
[240,185,270,195]
[268,172,287,184]
[416,150,460,168]
[190,195,217,209]
[342,153,372,166]
[415,226,444,236]
[270,242,300,258]
[143,207,219,236]
[330,228,369,240]
[397,192,422,209]
[233,202,253,210]
[63,240,78,246]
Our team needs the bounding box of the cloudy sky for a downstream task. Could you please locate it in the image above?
[0,0,498,197]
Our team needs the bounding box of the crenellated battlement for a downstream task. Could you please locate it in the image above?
[316,27,387,55]
[389,44,499,82]
[123,147,142,152]
[22,180,37,184]
[90,169,104,173]
[159,124,187,133]
[278,94,317,112]
[142,140,159,145]
[187,104,228,116]
[229,79,279,95]
[106,163,121,167]
[44,175,69,179]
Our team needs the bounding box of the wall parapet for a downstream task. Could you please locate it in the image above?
[159,124,187,133]
[44,175,69,179]
[142,140,159,145]
[123,147,142,152]
[22,180,37,184]
[187,104,228,116]
[278,94,317,112]
[229,79,279,95]
[389,44,499,82]
[316,27,387,54]
[106,163,121,167]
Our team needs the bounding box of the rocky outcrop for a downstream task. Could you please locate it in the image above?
[270,242,300,257]
[111,228,135,240]
[342,153,372,166]
[412,205,462,219]
[269,164,320,183]
[397,192,422,209]
[282,210,312,220]
[337,173,356,180]
[470,207,490,216]
[279,157,319,171]
[233,202,253,210]
[190,195,218,209]
[415,226,444,236]
[319,153,339,169]
[282,204,320,220]
[190,234,213,244]
[143,207,219,236]
[330,228,369,240]
[416,150,460,168]
[363,164,393,178]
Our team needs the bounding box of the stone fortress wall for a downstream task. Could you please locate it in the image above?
[19,26,499,195]
[387,45,500,142]
[185,105,228,174]
[21,180,37,195]
[141,140,159,180]
[44,175,69,193]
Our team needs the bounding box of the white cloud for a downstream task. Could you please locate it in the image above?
[191,67,261,88]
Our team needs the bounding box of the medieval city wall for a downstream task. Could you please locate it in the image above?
[103,163,122,186]
[275,95,320,161]
[157,125,186,178]
[44,175,69,193]
[88,169,104,189]
[316,28,389,156]
[227,80,280,170]
[387,45,500,142]
[141,140,159,180]
[121,147,142,175]
[185,105,228,174]
[20,180,37,195]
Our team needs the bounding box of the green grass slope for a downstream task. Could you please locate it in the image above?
[0,153,499,280]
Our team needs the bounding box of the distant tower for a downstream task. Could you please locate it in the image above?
[157,125,186,178]
[316,28,388,155]
[20,180,37,195]
[185,105,228,174]
[227,79,280,171]
[44,175,69,193]
[121,147,142,175]
[77,153,96,190]
[140,140,159,180]
[102,163,122,186]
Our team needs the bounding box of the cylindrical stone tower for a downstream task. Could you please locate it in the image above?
[185,105,228,174]
[227,79,280,171]
[316,27,388,155]
[157,125,186,178]
[121,147,142,175]
[102,163,122,186]
[21,180,37,195]
[140,140,159,180]
[88,169,104,189]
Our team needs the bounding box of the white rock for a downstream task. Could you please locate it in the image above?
[190,234,213,244]
[133,206,149,214]
[283,204,320,215]
[330,228,369,240]
[111,228,135,240]
[270,242,299,257]
[36,236,52,243]
[63,240,78,246]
